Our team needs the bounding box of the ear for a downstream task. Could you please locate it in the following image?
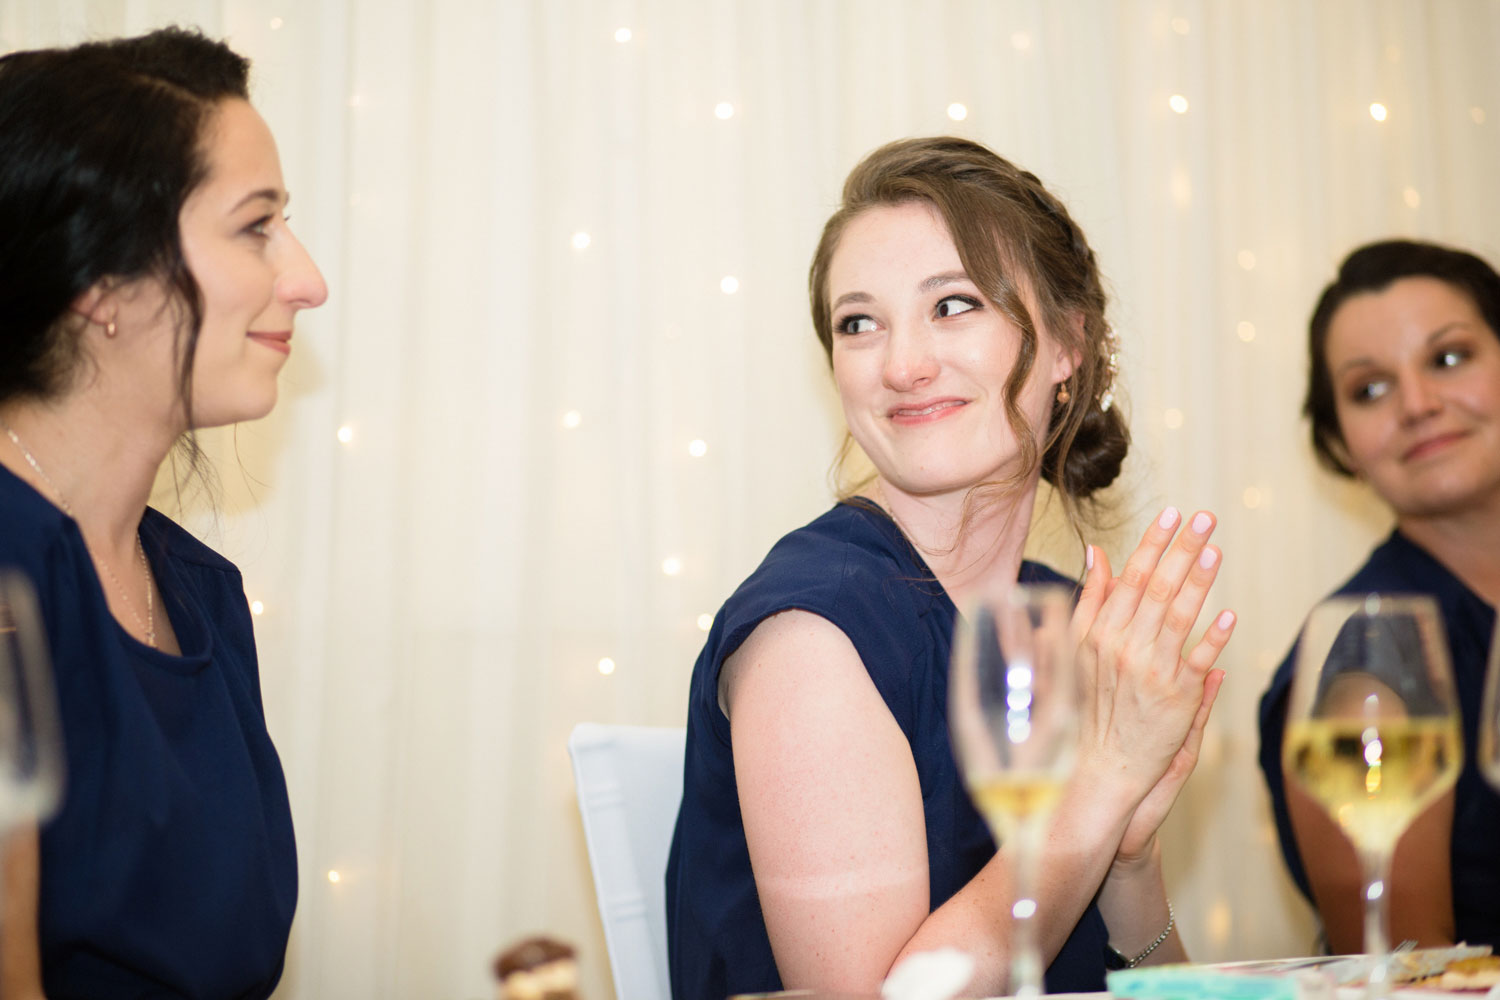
[1050,311,1086,384]
[70,281,116,331]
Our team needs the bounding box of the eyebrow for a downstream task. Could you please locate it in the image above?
[1332,320,1476,377]
[231,187,288,213]
[830,271,974,312]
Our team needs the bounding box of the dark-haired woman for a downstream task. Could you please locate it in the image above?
[666,137,1237,999]
[1259,240,1500,953]
[0,28,324,999]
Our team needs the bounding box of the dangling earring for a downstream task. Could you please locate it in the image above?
[1055,382,1071,404]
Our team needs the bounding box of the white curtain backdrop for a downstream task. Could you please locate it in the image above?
[4,1,1500,997]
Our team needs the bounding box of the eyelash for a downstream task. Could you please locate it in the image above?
[834,294,982,334]
[245,213,292,238]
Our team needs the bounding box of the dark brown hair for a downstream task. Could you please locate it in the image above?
[1306,239,1500,476]
[0,26,250,442]
[808,136,1129,526]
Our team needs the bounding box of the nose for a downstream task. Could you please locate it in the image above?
[1396,372,1442,423]
[276,230,329,311]
[882,322,939,392]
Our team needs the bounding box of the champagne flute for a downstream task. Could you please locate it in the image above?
[949,584,1077,999]
[1478,629,1500,790]
[0,569,64,833]
[1282,594,1461,997]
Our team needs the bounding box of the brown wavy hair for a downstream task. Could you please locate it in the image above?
[808,136,1129,530]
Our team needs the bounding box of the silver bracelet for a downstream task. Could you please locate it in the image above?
[1109,900,1175,969]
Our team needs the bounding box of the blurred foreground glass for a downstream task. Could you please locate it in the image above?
[949,584,1076,999]
[0,569,64,833]
[1479,629,1500,790]
[1282,595,1460,998]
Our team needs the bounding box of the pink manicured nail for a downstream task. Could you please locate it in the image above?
[1217,610,1236,630]
[1158,506,1179,530]
[1199,547,1219,569]
[1191,512,1212,534]
[1085,544,1094,570]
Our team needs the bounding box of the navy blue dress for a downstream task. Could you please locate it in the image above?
[1258,530,1500,948]
[666,501,1109,1000]
[0,464,297,999]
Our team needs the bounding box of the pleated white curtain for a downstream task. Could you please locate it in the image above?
[4,1,1500,997]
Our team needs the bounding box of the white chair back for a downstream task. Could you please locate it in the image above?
[568,723,686,1000]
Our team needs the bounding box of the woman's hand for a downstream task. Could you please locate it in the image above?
[1070,508,1235,838]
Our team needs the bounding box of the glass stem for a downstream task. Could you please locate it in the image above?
[1358,846,1394,999]
[1009,818,1044,999]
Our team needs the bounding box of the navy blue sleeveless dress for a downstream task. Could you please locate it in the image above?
[666,501,1109,999]
[0,463,297,999]
[1259,530,1500,947]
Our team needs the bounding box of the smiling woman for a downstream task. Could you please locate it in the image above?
[1259,239,1500,957]
[0,26,324,1000]
[667,137,1237,1000]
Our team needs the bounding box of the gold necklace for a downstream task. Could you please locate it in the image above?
[1,421,157,648]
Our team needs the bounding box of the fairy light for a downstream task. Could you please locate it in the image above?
[561,410,582,430]
[1169,94,1189,114]
[661,556,683,576]
[336,425,354,444]
[1237,249,1257,271]
[269,16,284,30]
[1472,107,1487,124]
[1402,187,1421,209]
[1369,102,1388,122]
[947,103,968,121]
[614,27,632,42]
[687,439,708,458]
[1170,16,1189,34]
[1011,31,1032,50]
[1163,408,1184,429]
[250,600,265,616]
[1237,321,1255,342]
[327,870,341,883]
[597,657,616,675]
[720,276,739,295]
[714,101,735,120]
[696,614,713,632]
[1243,486,1264,509]
[571,231,591,250]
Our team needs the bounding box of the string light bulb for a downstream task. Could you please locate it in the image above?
[614,27,632,43]
[662,556,683,576]
[1369,102,1388,122]
[1237,321,1255,343]
[1163,408,1184,429]
[687,439,708,458]
[720,276,739,294]
[696,614,713,631]
[1168,94,1189,114]
[250,600,265,616]
[714,101,735,120]
[947,103,968,121]
[597,657,616,676]
[571,231,591,250]
[336,425,354,444]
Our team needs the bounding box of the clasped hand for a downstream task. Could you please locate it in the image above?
[1071,507,1235,867]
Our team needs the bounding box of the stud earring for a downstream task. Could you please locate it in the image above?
[105,319,118,338]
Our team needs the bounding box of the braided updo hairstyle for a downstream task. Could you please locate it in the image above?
[808,136,1129,527]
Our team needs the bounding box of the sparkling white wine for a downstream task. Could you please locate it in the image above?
[1284,717,1461,852]
[969,773,1064,843]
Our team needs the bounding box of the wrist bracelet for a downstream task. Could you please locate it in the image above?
[1105,900,1174,969]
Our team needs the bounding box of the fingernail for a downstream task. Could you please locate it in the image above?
[1191,512,1212,534]
[1158,506,1179,530]
[1198,546,1219,569]
[1085,544,1094,570]
[1217,610,1236,630]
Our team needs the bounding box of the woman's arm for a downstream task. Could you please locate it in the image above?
[1284,774,1455,951]
[725,609,1139,995]
[1,824,45,1000]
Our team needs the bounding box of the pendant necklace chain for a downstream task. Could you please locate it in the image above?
[0,421,157,648]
